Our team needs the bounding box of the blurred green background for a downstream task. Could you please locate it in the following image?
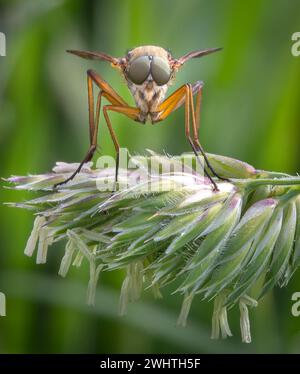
[1,0,300,353]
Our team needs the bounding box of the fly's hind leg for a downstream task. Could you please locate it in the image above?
[54,90,102,189]
[190,84,230,183]
[185,85,218,190]
[156,83,219,190]
[156,82,230,189]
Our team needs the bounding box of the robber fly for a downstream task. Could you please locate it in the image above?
[55,45,227,190]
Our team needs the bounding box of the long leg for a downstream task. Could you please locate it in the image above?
[86,73,140,185]
[157,84,218,189]
[189,84,229,182]
[186,85,218,190]
[102,105,140,185]
[54,90,102,188]
[54,70,137,188]
[195,87,201,134]
[157,82,226,188]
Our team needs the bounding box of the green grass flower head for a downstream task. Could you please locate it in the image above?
[5,150,300,343]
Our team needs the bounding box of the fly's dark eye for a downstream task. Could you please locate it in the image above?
[127,56,151,85]
[151,57,171,86]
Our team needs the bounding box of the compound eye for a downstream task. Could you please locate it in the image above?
[127,56,151,85]
[151,56,171,86]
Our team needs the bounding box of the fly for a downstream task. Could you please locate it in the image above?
[54,45,228,190]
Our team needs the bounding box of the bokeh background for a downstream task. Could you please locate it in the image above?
[0,0,300,353]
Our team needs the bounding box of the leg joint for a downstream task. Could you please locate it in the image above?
[102,104,110,114]
[87,68,97,78]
